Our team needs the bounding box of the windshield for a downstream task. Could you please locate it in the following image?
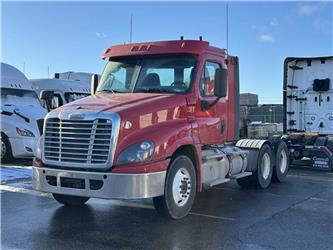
[97,55,197,94]
[65,92,90,103]
[1,88,42,107]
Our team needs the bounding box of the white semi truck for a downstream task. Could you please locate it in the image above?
[283,56,333,171]
[1,63,47,162]
[31,76,90,110]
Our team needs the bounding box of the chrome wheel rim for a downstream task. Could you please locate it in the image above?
[172,168,191,207]
[1,138,6,159]
[261,153,271,180]
[279,149,288,174]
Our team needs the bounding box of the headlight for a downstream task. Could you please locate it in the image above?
[16,127,35,137]
[117,141,154,165]
[34,135,43,159]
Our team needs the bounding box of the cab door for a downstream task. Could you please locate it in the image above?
[194,56,228,145]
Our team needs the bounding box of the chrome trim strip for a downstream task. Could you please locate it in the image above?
[42,110,121,170]
[32,167,166,199]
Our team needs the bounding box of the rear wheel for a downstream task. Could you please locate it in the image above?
[254,144,273,189]
[52,194,89,206]
[272,141,289,182]
[237,144,273,189]
[1,133,12,163]
[153,155,196,219]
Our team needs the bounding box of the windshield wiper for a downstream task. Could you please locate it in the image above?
[98,89,126,93]
[139,88,174,93]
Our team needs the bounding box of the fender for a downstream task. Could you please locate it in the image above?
[113,119,202,184]
[115,119,196,162]
[236,139,273,172]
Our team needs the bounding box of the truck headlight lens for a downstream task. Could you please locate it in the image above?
[34,135,43,159]
[117,141,154,165]
[16,127,35,137]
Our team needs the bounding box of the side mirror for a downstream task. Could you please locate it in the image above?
[214,68,227,98]
[91,74,99,95]
[40,90,54,111]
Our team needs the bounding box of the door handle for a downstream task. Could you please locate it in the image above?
[221,120,225,134]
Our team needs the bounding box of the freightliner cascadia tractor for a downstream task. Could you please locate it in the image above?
[33,39,290,219]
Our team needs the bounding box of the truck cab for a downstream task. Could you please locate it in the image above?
[1,63,47,162]
[33,40,289,219]
[283,56,333,170]
[31,77,90,110]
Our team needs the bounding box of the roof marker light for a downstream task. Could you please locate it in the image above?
[104,48,111,54]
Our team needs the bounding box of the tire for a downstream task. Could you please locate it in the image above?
[52,193,89,206]
[272,141,289,182]
[1,133,13,163]
[237,144,273,189]
[254,144,274,189]
[153,155,196,219]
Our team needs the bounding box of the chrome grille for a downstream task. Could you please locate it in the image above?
[44,118,112,165]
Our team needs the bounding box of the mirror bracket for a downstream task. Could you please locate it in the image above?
[201,97,221,111]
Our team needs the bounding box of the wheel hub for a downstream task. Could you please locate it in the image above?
[262,153,271,180]
[172,168,191,207]
[280,150,287,173]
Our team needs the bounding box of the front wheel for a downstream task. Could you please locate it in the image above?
[1,133,12,163]
[52,193,89,206]
[153,155,196,219]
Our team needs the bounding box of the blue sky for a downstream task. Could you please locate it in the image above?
[2,1,332,103]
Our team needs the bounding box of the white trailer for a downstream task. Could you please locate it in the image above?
[283,56,333,171]
[1,63,47,162]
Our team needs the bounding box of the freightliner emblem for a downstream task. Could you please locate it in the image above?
[69,113,85,120]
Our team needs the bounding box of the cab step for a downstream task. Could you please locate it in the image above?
[229,172,252,179]
[203,178,230,189]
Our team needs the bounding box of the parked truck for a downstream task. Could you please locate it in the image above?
[31,77,90,110]
[283,56,333,171]
[1,63,47,162]
[33,39,290,219]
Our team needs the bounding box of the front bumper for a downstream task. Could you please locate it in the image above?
[32,166,166,199]
[9,137,38,158]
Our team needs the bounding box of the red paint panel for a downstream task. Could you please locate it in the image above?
[112,159,170,174]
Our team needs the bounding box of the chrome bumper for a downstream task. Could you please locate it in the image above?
[32,167,166,199]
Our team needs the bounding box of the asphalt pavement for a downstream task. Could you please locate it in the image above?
[1,162,333,249]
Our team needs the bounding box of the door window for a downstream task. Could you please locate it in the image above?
[200,61,221,97]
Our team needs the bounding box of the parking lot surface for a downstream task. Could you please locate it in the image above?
[1,161,333,249]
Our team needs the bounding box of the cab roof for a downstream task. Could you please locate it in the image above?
[1,63,33,90]
[102,40,226,59]
[30,79,90,93]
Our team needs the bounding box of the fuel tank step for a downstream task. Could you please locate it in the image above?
[203,178,230,189]
[229,172,252,179]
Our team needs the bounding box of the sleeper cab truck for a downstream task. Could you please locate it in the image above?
[31,77,90,110]
[32,40,289,219]
[1,63,47,162]
[283,56,333,171]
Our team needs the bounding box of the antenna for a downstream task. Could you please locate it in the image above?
[129,14,133,43]
[226,2,229,56]
[47,65,50,79]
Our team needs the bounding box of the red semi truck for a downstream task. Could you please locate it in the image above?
[33,39,289,219]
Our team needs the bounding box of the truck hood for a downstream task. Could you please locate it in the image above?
[61,93,185,114]
[1,104,47,120]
